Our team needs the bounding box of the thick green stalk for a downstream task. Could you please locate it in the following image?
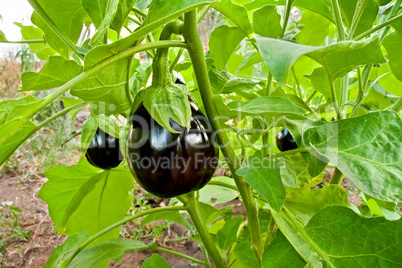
[182,10,264,263]
[65,206,186,266]
[180,194,226,267]
[331,0,346,41]
[152,21,183,87]
[27,0,83,59]
[282,0,295,37]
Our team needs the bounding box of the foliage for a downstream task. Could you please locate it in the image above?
[0,0,401,267]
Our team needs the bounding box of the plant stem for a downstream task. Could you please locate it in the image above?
[354,13,402,41]
[331,0,346,41]
[27,0,83,59]
[36,103,87,129]
[348,0,368,39]
[152,21,183,87]
[65,206,186,266]
[182,10,264,264]
[0,39,45,44]
[264,216,277,249]
[306,90,317,103]
[329,168,344,185]
[179,193,226,267]
[207,180,268,203]
[132,7,147,17]
[169,48,184,72]
[128,15,142,25]
[325,67,341,119]
[197,4,211,23]
[282,0,294,37]
[273,147,309,158]
[152,245,207,265]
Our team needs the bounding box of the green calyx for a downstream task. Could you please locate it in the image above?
[132,83,192,133]
[131,20,192,133]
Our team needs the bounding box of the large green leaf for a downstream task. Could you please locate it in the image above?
[84,0,217,67]
[296,10,331,46]
[213,0,252,35]
[13,22,56,60]
[226,96,307,119]
[44,232,89,268]
[21,56,83,91]
[40,160,134,238]
[252,5,282,38]
[89,0,120,45]
[255,35,385,84]
[262,231,306,268]
[278,154,312,188]
[69,239,148,267]
[209,68,258,94]
[31,0,86,58]
[285,185,349,224]
[305,206,402,267]
[236,151,285,211]
[273,206,402,267]
[0,96,44,166]
[307,67,331,99]
[71,59,131,115]
[111,0,137,32]
[383,32,402,82]
[303,111,402,203]
[209,26,245,69]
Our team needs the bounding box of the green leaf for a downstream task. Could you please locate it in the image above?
[216,216,244,250]
[40,161,134,239]
[209,25,245,69]
[141,211,193,230]
[31,0,86,58]
[305,206,402,266]
[80,116,99,154]
[278,154,312,188]
[0,96,44,166]
[142,254,171,268]
[44,232,89,268]
[256,35,386,84]
[209,68,258,94]
[0,30,6,41]
[232,242,258,268]
[21,56,83,91]
[361,193,401,221]
[307,67,331,99]
[303,111,402,203]
[377,64,402,96]
[383,32,402,82]
[98,114,121,138]
[252,5,282,38]
[262,231,306,268]
[296,10,331,46]
[270,87,312,112]
[90,0,120,45]
[285,185,349,224]
[213,0,252,35]
[271,208,322,267]
[199,177,239,205]
[81,0,109,28]
[71,60,131,115]
[69,239,148,267]
[236,151,285,211]
[339,0,378,36]
[227,96,307,119]
[13,22,56,60]
[111,0,137,32]
[59,97,85,120]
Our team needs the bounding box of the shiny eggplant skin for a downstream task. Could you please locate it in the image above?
[126,106,219,198]
[276,128,298,152]
[85,128,123,169]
